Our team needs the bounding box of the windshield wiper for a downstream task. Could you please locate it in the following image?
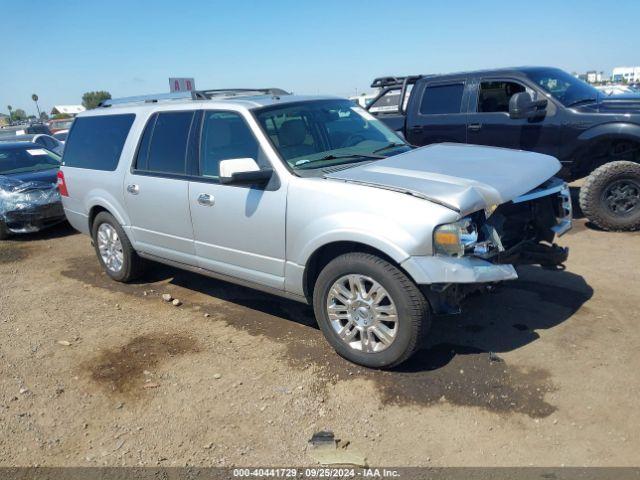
[295,153,384,169]
[372,142,407,154]
[566,98,598,107]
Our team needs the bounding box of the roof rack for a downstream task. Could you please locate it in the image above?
[370,75,423,89]
[192,88,290,99]
[99,88,291,107]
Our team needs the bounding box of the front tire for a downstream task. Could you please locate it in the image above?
[313,252,430,368]
[579,161,640,231]
[91,211,144,282]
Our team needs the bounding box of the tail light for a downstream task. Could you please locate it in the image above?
[57,170,69,197]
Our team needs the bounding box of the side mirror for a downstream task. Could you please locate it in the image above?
[219,158,273,187]
[509,92,548,120]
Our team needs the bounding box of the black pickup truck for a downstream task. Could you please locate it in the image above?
[367,67,640,231]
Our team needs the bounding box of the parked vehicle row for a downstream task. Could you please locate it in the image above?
[57,88,571,367]
[0,133,65,155]
[365,67,640,231]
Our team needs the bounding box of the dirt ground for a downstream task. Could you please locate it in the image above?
[1,198,639,467]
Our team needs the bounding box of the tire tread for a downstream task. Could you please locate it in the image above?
[579,160,640,231]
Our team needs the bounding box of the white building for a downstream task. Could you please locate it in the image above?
[50,105,86,116]
[586,71,604,83]
[612,67,640,83]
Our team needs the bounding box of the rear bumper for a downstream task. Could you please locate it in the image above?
[63,208,90,235]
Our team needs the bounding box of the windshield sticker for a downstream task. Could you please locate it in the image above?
[26,149,49,156]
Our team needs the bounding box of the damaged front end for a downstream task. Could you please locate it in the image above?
[0,177,64,234]
[425,177,572,314]
[435,177,571,268]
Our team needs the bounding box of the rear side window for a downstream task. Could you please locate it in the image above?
[135,111,194,175]
[420,84,465,115]
[63,114,135,171]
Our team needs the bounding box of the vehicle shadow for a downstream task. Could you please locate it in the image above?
[4,221,77,242]
[397,265,593,372]
[138,262,317,329]
[112,261,592,416]
[142,261,592,371]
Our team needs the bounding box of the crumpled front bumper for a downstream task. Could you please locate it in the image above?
[4,203,66,233]
[401,255,518,284]
[1,178,64,234]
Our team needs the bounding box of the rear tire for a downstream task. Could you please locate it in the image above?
[313,252,430,368]
[579,161,640,231]
[91,211,144,282]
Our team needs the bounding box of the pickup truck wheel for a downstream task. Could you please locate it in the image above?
[0,221,9,240]
[91,211,144,282]
[579,161,640,231]
[313,252,430,368]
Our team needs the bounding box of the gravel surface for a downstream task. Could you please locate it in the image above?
[1,208,639,467]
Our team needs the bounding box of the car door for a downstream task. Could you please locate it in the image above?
[405,78,469,146]
[188,110,287,290]
[466,77,562,157]
[123,110,197,265]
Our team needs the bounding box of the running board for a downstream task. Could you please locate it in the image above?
[136,252,309,304]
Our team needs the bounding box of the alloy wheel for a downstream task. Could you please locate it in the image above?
[97,223,124,273]
[326,274,398,353]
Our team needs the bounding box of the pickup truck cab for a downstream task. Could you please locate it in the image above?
[368,67,640,231]
[59,88,570,368]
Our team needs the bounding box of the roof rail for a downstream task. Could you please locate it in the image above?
[99,88,291,107]
[370,75,423,89]
[192,88,290,99]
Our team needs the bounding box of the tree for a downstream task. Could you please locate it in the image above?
[82,91,112,109]
[39,111,49,121]
[7,105,12,122]
[31,93,41,118]
[52,113,71,120]
[12,109,27,121]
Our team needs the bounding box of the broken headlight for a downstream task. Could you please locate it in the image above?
[433,218,478,257]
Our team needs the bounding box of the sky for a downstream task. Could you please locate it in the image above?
[1,0,638,116]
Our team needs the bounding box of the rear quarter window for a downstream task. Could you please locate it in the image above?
[63,114,135,171]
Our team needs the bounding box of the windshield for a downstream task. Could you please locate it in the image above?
[525,68,600,107]
[0,146,61,175]
[255,100,410,170]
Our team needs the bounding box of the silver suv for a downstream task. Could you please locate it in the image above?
[59,88,571,368]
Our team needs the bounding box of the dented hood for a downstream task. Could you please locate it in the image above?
[325,143,561,215]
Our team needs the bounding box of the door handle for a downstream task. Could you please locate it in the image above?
[468,123,483,131]
[126,184,140,195]
[197,193,215,206]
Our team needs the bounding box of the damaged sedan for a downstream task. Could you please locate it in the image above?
[0,142,65,240]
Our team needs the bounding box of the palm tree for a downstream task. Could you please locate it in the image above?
[31,94,41,119]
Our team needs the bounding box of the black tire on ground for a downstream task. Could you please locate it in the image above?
[312,252,430,369]
[579,161,640,231]
[0,221,9,240]
[91,211,144,282]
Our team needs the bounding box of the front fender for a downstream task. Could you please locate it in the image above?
[577,122,640,143]
[296,228,412,268]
